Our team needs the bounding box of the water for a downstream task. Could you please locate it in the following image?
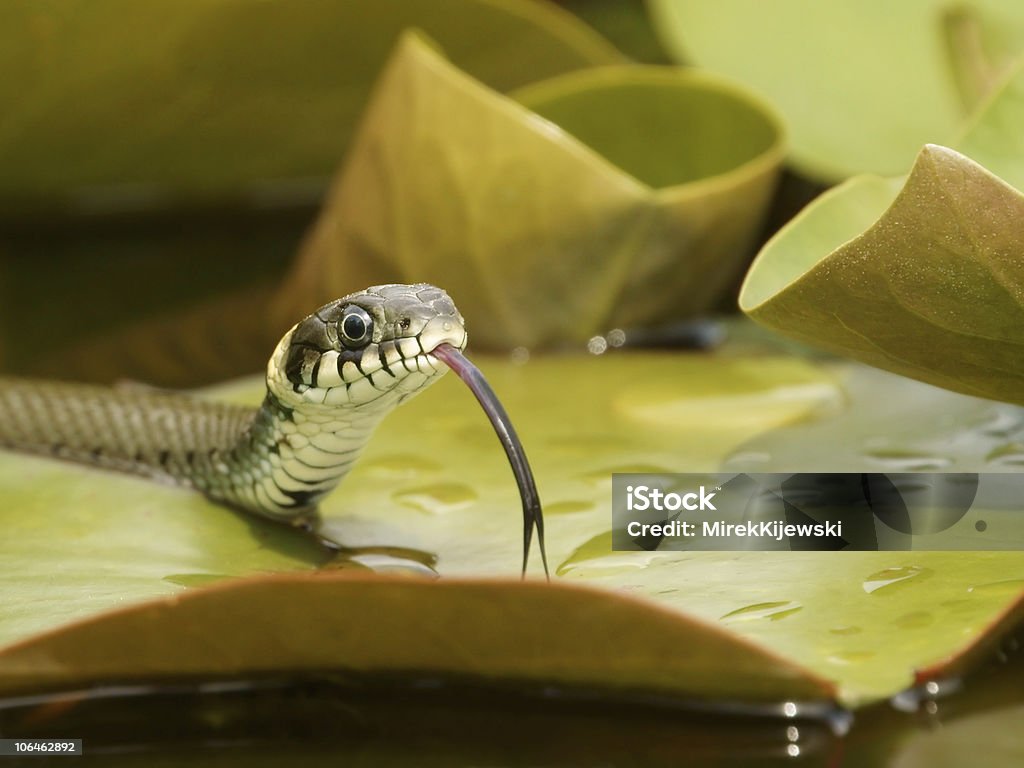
[4,641,1024,766]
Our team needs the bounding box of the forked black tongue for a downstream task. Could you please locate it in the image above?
[432,343,549,580]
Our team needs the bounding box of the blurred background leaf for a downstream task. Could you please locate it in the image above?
[274,34,784,349]
[0,0,620,200]
[0,0,621,382]
[647,0,1024,181]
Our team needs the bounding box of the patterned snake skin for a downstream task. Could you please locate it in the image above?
[0,284,467,523]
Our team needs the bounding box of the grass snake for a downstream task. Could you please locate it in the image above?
[0,283,547,575]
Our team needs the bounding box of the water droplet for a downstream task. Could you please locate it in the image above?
[728,451,773,467]
[827,650,875,665]
[977,410,1023,437]
[546,500,594,515]
[891,611,934,629]
[967,578,1024,594]
[341,553,438,577]
[324,545,438,576]
[985,442,1024,465]
[547,434,628,456]
[393,483,477,514]
[556,531,670,577]
[163,573,229,588]
[862,565,933,594]
[828,625,862,636]
[581,464,672,486]
[362,453,441,478]
[863,450,951,471]
[720,601,803,622]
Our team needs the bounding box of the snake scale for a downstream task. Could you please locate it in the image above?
[0,283,547,574]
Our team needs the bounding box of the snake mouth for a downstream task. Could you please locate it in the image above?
[419,324,468,374]
[431,343,548,579]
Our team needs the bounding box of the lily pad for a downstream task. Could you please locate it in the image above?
[272,33,784,350]
[3,341,1024,707]
[0,351,832,647]
[740,142,1024,404]
[647,0,1024,180]
[740,59,1024,403]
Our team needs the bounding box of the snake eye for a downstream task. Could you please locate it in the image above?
[338,306,373,348]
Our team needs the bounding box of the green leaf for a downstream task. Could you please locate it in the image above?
[272,33,785,349]
[0,574,834,703]
[647,0,1024,180]
[739,59,1024,404]
[0,348,841,703]
[740,140,1024,404]
[0,0,622,379]
[0,0,620,203]
[4,339,1024,707]
[554,0,673,64]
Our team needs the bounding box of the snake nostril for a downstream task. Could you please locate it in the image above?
[399,317,411,332]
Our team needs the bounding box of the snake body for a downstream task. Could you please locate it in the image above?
[0,284,467,523]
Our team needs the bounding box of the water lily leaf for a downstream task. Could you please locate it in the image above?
[647,0,1024,180]
[0,573,834,703]
[273,33,784,350]
[0,351,832,645]
[0,350,839,702]
[0,0,619,204]
[959,56,1024,192]
[3,343,1024,707]
[739,142,1024,404]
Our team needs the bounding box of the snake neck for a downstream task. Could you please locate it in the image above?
[195,390,387,522]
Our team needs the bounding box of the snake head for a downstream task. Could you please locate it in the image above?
[268,284,467,412]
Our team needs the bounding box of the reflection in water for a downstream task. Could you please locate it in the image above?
[0,675,848,767]
[3,618,1024,765]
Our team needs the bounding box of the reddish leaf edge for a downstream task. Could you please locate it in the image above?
[0,572,836,706]
[914,586,1024,688]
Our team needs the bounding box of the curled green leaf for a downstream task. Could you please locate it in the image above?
[741,143,1024,404]
[274,33,785,350]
